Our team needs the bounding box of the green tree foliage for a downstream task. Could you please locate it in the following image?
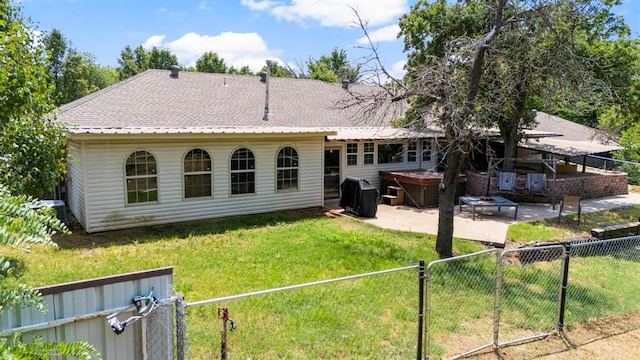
[117,45,178,80]
[42,29,67,99]
[195,51,228,73]
[307,48,360,83]
[308,60,339,82]
[261,61,295,78]
[615,123,640,184]
[0,187,100,359]
[0,2,51,122]
[117,45,139,80]
[229,65,254,75]
[148,46,178,70]
[43,29,118,105]
[0,1,67,198]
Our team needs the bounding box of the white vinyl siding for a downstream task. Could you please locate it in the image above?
[73,136,324,232]
[66,141,87,229]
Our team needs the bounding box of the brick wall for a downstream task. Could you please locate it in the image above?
[465,170,628,202]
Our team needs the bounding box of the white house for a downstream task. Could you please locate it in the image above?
[58,68,439,232]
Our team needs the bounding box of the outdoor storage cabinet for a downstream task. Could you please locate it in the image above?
[339,177,379,217]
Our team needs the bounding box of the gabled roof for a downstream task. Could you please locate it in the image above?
[532,111,614,143]
[58,69,403,137]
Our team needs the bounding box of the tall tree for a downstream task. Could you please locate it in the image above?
[117,45,139,80]
[0,1,66,197]
[195,51,228,73]
[308,60,339,82]
[117,45,178,80]
[42,28,67,98]
[261,61,295,78]
[229,65,254,75]
[308,48,360,83]
[349,0,626,256]
[43,29,118,105]
[148,46,178,70]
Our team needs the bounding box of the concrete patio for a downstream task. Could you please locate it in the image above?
[325,192,640,246]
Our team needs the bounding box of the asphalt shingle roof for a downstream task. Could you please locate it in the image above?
[58,69,400,133]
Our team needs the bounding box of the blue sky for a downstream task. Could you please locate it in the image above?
[17,0,640,78]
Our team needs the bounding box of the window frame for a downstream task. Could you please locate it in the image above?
[230,147,256,196]
[363,142,375,165]
[346,142,358,166]
[407,141,418,163]
[276,146,299,192]
[422,140,433,162]
[124,150,159,205]
[377,143,405,164]
[183,148,213,200]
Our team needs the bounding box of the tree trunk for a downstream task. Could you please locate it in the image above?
[502,137,518,171]
[435,147,468,257]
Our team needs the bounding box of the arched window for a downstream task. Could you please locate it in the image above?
[125,150,158,204]
[184,148,212,198]
[230,148,255,195]
[276,147,298,191]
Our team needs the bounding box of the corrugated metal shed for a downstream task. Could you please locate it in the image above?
[0,267,175,360]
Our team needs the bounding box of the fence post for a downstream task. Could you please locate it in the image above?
[493,251,504,347]
[556,243,571,332]
[417,260,425,360]
[175,293,186,360]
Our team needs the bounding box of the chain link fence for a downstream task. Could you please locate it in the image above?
[496,245,564,347]
[165,236,640,359]
[178,265,422,359]
[565,236,640,328]
[425,249,499,358]
[423,236,640,359]
[143,301,176,360]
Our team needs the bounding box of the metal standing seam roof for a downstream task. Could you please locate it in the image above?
[519,137,622,156]
[326,127,444,141]
[68,126,338,135]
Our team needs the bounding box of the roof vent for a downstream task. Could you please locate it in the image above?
[342,79,349,90]
[170,65,180,78]
[260,72,267,83]
[263,60,272,121]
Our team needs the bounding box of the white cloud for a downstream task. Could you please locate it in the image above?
[142,35,166,49]
[198,1,212,10]
[241,0,409,28]
[158,7,167,13]
[144,31,282,72]
[356,24,400,45]
[240,0,278,11]
[388,60,406,79]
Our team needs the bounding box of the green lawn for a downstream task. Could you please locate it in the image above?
[4,209,485,358]
[507,204,640,243]
[4,206,640,359]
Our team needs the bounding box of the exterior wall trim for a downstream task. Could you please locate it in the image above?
[36,267,174,296]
